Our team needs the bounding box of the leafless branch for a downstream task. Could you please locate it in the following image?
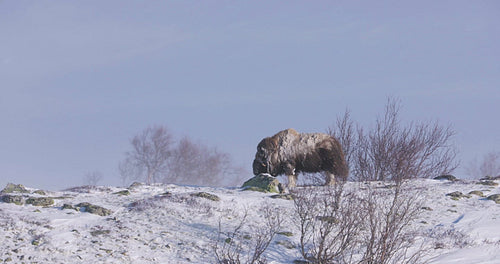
[465,151,500,179]
[119,125,173,184]
[213,203,282,264]
[328,108,356,176]
[333,97,459,182]
[291,181,426,264]
[119,126,245,186]
[83,170,103,186]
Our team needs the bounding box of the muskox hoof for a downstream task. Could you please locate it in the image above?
[325,173,336,186]
[278,183,285,194]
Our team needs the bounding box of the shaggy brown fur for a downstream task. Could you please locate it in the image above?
[253,128,348,187]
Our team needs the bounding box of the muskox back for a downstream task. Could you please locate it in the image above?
[253,128,348,187]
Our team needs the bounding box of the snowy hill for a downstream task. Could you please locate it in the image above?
[1,179,499,263]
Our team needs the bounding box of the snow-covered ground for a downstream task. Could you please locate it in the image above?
[1,178,499,263]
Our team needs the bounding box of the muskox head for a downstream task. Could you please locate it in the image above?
[252,137,277,176]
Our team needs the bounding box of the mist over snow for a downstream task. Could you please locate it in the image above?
[1,1,499,190]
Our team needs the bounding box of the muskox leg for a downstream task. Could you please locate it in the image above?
[325,172,335,186]
[287,174,298,188]
[284,164,297,188]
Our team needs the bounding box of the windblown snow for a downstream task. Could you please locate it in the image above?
[1,179,499,263]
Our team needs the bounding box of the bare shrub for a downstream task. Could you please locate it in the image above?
[128,195,172,212]
[119,125,245,186]
[214,209,249,264]
[292,182,364,263]
[168,137,244,186]
[0,209,16,230]
[359,184,424,264]
[119,125,174,184]
[330,97,458,182]
[83,170,103,186]
[214,203,283,264]
[465,151,500,179]
[425,225,473,249]
[128,192,216,217]
[64,185,112,193]
[292,181,425,264]
[328,109,356,176]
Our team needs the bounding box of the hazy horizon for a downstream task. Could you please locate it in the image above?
[1,1,499,190]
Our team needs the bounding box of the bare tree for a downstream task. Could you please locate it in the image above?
[214,203,283,264]
[359,184,424,264]
[292,181,425,264]
[292,181,364,263]
[119,125,173,184]
[167,137,245,186]
[248,204,283,263]
[465,151,500,179]
[214,209,249,264]
[83,170,103,186]
[328,109,358,182]
[328,108,356,175]
[120,126,245,186]
[167,137,203,184]
[332,97,458,182]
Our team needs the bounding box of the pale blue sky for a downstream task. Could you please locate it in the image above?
[1,1,499,189]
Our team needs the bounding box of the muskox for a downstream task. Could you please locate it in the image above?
[252,128,348,187]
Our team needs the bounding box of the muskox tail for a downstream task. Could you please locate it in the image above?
[331,138,349,180]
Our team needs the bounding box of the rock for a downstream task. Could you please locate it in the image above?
[76,202,112,216]
[62,204,77,210]
[1,183,30,194]
[32,190,47,195]
[159,192,172,197]
[241,174,281,193]
[25,197,54,207]
[277,231,294,237]
[113,190,131,196]
[90,230,111,236]
[486,194,500,204]
[433,175,457,181]
[270,194,294,200]
[52,195,73,200]
[476,180,499,187]
[276,240,295,249]
[468,190,485,197]
[446,191,470,200]
[1,195,24,205]
[99,248,113,254]
[445,191,462,198]
[480,175,500,181]
[190,192,220,201]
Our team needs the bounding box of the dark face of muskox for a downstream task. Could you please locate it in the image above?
[253,148,268,175]
[252,139,273,176]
